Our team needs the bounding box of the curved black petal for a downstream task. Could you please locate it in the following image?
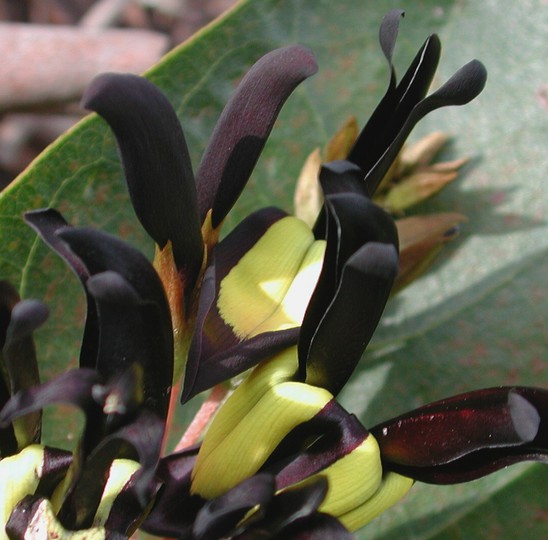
[0,282,20,455]
[347,9,487,197]
[315,160,366,199]
[25,209,98,369]
[56,227,173,420]
[141,446,201,537]
[3,299,47,392]
[360,57,487,195]
[196,45,318,227]
[1,297,46,448]
[304,242,398,395]
[348,16,441,191]
[299,178,399,394]
[58,409,164,530]
[24,209,88,280]
[0,368,104,454]
[372,386,548,484]
[234,477,332,540]
[378,9,404,68]
[85,270,170,419]
[312,161,366,240]
[82,73,203,287]
[193,473,275,540]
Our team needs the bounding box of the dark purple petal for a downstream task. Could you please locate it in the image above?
[36,446,74,497]
[360,58,487,195]
[0,283,18,455]
[314,160,367,199]
[348,14,441,191]
[2,299,47,394]
[0,368,102,425]
[56,227,173,419]
[299,182,398,394]
[104,465,153,536]
[82,73,203,287]
[182,208,298,402]
[312,161,367,240]
[378,9,404,68]
[305,243,398,395]
[25,209,98,369]
[58,409,164,530]
[85,270,170,419]
[0,368,104,455]
[1,281,45,453]
[347,9,486,196]
[267,400,369,490]
[141,446,201,537]
[372,387,548,484]
[196,45,318,227]
[91,360,145,430]
[193,474,275,540]
[24,209,87,280]
[234,477,331,540]
[1,298,46,447]
[273,512,353,540]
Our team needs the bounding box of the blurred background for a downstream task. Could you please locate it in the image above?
[0,0,237,190]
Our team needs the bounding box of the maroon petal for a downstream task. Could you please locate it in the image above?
[196,45,318,227]
[372,386,548,484]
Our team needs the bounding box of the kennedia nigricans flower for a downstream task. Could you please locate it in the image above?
[182,8,488,400]
[0,232,169,538]
[0,8,546,540]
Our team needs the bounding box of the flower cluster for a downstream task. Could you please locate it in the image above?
[1,10,546,540]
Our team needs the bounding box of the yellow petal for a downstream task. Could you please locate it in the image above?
[312,434,382,517]
[93,459,141,527]
[339,472,413,531]
[195,347,299,468]
[0,444,44,540]
[192,381,333,499]
[218,216,325,339]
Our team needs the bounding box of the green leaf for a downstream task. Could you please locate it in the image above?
[0,0,545,538]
